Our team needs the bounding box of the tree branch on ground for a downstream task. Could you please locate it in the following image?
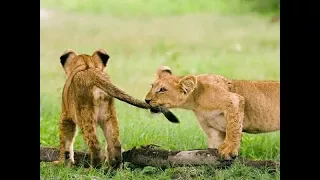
[40,145,279,172]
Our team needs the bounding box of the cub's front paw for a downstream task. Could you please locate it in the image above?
[218,142,240,160]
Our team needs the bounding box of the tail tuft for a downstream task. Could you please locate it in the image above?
[149,106,180,123]
[163,111,180,123]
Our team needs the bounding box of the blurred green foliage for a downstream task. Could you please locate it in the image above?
[40,0,279,17]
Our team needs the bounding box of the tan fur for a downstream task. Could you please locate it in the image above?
[145,66,280,160]
[54,49,177,169]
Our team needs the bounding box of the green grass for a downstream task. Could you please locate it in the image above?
[40,162,279,180]
[40,1,280,179]
[40,0,280,17]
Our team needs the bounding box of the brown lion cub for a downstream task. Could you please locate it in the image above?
[145,66,280,160]
[54,49,179,169]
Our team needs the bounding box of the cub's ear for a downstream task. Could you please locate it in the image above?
[179,75,197,95]
[92,49,110,67]
[156,66,172,79]
[60,49,78,67]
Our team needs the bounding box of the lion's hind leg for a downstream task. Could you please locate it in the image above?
[78,109,103,169]
[54,118,77,167]
[99,98,122,169]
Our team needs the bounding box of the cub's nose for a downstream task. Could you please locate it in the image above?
[145,99,151,104]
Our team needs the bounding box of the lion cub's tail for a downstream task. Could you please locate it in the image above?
[91,69,180,123]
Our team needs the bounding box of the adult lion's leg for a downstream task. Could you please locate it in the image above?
[100,98,122,169]
[218,94,245,160]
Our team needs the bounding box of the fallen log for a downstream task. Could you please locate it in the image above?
[40,146,91,168]
[40,145,279,171]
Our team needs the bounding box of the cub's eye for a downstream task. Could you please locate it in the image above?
[158,87,167,92]
[151,84,154,88]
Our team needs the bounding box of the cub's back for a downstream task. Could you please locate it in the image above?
[232,80,280,133]
[67,71,111,120]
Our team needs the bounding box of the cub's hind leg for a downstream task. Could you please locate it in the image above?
[99,98,122,169]
[77,109,103,169]
[55,116,77,167]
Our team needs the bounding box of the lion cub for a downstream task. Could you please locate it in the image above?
[145,66,280,160]
[54,49,178,169]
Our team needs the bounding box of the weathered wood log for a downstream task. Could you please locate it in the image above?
[40,146,91,168]
[40,145,279,171]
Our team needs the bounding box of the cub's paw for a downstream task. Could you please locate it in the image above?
[218,142,240,160]
[65,159,75,167]
[92,156,103,169]
[107,153,123,169]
